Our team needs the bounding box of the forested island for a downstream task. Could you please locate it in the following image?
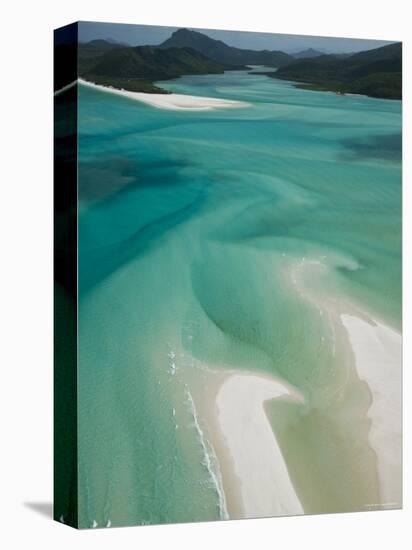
[272,42,402,99]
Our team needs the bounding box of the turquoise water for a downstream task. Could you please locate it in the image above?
[77,70,401,527]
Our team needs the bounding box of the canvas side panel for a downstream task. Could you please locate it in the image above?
[54,22,78,529]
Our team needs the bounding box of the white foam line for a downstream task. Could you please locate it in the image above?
[185,388,229,520]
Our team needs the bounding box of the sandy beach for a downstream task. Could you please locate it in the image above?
[78,78,250,111]
[215,371,305,517]
[341,314,402,505]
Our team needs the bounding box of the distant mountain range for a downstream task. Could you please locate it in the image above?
[158,28,293,67]
[274,42,402,99]
[73,28,401,99]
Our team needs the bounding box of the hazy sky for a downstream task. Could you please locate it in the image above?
[78,21,393,54]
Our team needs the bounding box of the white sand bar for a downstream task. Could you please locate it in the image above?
[78,79,250,111]
[341,315,402,505]
[216,372,304,517]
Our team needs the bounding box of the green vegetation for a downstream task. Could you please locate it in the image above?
[272,42,402,99]
[79,42,229,93]
[88,45,227,80]
[78,39,125,74]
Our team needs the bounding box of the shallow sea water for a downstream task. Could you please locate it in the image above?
[76,69,401,527]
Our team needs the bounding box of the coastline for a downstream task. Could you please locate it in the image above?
[78,78,250,111]
[252,71,401,100]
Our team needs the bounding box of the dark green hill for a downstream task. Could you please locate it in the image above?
[273,42,402,99]
[349,42,401,62]
[159,28,293,68]
[293,48,324,59]
[78,39,125,74]
[83,39,124,50]
[80,45,229,93]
